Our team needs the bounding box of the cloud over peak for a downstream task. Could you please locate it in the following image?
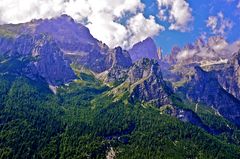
[126,13,165,48]
[157,0,193,32]
[0,0,164,49]
[176,36,240,62]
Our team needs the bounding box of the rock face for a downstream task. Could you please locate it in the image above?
[106,58,172,108]
[69,46,132,74]
[179,66,240,126]
[34,35,76,85]
[201,50,240,101]
[0,15,133,84]
[217,50,240,100]
[0,34,76,86]
[0,37,15,56]
[128,58,172,107]
[30,15,133,73]
[101,47,132,83]
[25,15,108,73]
[106,47,132,69]
[66,48,107,73]
[25,15,100,53]
[164,46,181,64]
[129,37,159,62]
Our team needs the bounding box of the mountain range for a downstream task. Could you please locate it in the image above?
[0,15,240,158]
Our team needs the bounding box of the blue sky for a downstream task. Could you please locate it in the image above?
[142,0,240,54]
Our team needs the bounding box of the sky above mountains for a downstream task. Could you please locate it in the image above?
[0,0,239,54]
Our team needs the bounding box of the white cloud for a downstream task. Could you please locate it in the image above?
[177,49,196,60]
[206,12,233,36]
[0,0,64,24]
[157,0,193,32]
[64,0,92,22]
[0,0,163,49]
[86,12,129,48]
[127,13,165,48]
[84,1,163,49]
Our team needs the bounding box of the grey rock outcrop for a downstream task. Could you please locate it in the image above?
[106,47,132,69]
[0,15,134,85]
[34,35,76,85]
[26,14,100,53]
[163,46,181,65]
[34,15,132,73]
[0,34,76,86]
[217,50,240,100]
[102,47,132,83]
[129,37,159,62]
[128,58,172,107]
[179,66,240,126]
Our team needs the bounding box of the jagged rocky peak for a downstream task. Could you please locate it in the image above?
[107,47,132,69]
[34,14,95,42]
[30,15,131,74]
[164,46,181,64]
[0,15,134,86]
[33,15,99,51]
[128,58,172,107]
[127,58,159,83]
[195,37,205,49]
[97,47,132,83]
[128,37,159,62]
[183,43,195,50]
[17,14,100,55]
[157,47,163,60]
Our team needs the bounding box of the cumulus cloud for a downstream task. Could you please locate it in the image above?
[126,13,165,48]
[0,0,64,24]
[0,0,164,49]
[157,0,193,32]
[206,12,233,36]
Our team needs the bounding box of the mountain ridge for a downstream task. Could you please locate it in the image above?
[1,14,240,159]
